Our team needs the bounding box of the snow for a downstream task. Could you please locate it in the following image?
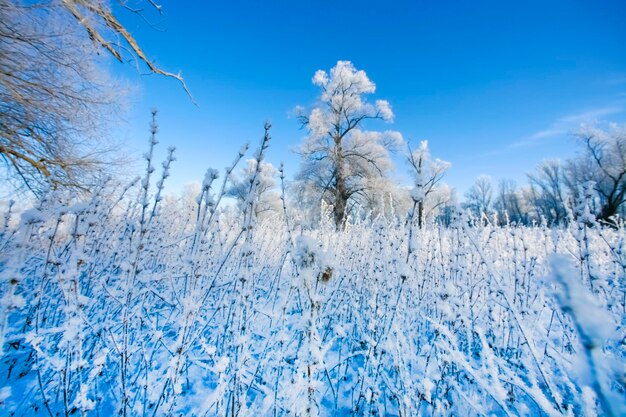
[1,173,624,416]
[550,255,614,344]
[375,99,394,122]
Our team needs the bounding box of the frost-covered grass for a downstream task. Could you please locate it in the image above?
[1,146,625,416]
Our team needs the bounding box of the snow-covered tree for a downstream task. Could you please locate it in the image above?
[406,140,450,228]
[567,124,626,224]
[294,60,403,228]
[528,159,569,225]
[463,175,493,219]
[493,179,528,225]
[0,0,189,196]
[356,175,412,220]
[227,159,280,219]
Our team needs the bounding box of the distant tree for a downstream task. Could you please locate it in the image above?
[493,179,527,225]
[567,124,626,224]
[425,184,456,222]
[0,0,187,195]
[405,140,450,228]
[463,175,493,219]
[355,175,409,220]
[294,60,402,228]
[228,159,281,219]
[528,159,569,225]
[435,202,457,227]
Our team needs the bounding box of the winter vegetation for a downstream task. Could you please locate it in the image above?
[0,141,623,416]
[1,109,625,415]
[1,1,626,416]
[463,124,626,228]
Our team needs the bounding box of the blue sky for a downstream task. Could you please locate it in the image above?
[111,0,626,196]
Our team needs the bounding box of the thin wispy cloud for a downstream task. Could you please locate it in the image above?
[512,105,625,148]
[529,106,623,140]
[475,104,625,159]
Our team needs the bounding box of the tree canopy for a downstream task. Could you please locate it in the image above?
[0,0,186,195]
[294,61,403,227]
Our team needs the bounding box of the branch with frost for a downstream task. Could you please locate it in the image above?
[60,0,195,103]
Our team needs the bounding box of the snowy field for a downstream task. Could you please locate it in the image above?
[0,175,625,417]
[2,1,626,416]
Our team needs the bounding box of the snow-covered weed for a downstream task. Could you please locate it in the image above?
[1,140,624,416]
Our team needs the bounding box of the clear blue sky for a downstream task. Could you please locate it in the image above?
[111,0,626,196]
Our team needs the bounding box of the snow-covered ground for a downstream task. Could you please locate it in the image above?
[1,181,624,416]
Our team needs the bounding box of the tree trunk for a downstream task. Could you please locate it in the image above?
[417,201,424,228]
[599,182,624,225]
[333,139,347,229]
[600,200,618,225]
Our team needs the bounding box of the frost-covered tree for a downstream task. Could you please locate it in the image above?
[294,60,402,228]
[463,175,493,218]
[567,124,626,224]
[356,175,411,220]
[0,1,121,194]
[227,159,280,218]
[493,179,528,225]
[0,0,188,195]
[406,140,450,228]
[528,159,569,225]
[425,184,456,222]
